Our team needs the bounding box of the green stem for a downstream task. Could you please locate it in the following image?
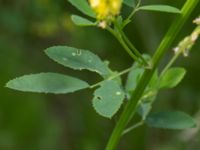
[105,1,199,149]
[107,25,148,67]
[160,22,200,77]
[123,0,141,27]
[161,24,200,76]
[122,120,144,136]
[107,27,139,62]
[160,52,180,77]
[89,67,132,89]
[120,30,150,67]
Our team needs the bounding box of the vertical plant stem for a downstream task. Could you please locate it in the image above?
[105,0,199,149]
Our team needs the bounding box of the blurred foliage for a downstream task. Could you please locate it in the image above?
[0,0,200,149]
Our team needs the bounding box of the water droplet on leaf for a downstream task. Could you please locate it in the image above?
[116,91,121,95]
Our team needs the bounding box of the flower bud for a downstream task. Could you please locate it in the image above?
[193,17,200,25]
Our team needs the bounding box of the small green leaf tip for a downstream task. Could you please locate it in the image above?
[71,15,96,27]
[68,0,95,18]
[123,0,136,7]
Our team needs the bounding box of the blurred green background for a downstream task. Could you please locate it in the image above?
[0,0,200,150]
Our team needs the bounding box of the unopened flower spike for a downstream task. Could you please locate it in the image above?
[173,17,200,57]
[193,16,200,25]
[88,0,122,28]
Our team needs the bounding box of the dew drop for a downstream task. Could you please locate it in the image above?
[72,52,76,56]
[62,58,68,61]
[116,91,121,96]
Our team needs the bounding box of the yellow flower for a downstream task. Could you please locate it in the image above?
[89,0,122,22]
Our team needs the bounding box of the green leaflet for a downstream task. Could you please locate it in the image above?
[125,54,150,92]
[123,0,136,7]
[159,67,186,89]
[146,111,196,129]
[125,67,143,92]
[125,55,158,92]
[137,90,157,120]
[68,0,95,18]
[71,15,96,26]
[138,5,181,14]
[92,80,125,118]
[6,73,89,94]
[45,46,109,77]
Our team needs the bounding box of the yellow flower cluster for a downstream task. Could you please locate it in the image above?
[89,0,122,22]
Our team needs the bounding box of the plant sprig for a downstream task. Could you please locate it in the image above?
[5,0,200,150]
[105,0,199,149]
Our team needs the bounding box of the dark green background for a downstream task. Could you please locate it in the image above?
[0,0,200,149]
